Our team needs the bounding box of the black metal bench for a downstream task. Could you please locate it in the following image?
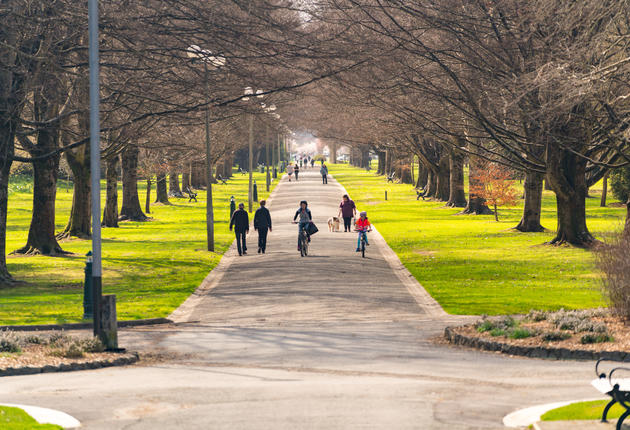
[415,188,426,200]
[387,172,396,183]
[593,359,630,429]
[239,168,247,175]
[217,174,228,185]
[184,187,198,202]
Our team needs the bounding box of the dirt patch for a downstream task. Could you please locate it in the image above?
[413,249,436,256]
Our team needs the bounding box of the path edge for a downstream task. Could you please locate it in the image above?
[331,173,447,318]
[169,175,286,323]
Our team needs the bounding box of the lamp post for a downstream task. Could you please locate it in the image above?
[187,45,226,252]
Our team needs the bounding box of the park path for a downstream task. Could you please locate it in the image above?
[0,169,603,429]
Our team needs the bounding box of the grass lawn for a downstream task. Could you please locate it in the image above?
[541,399,622,421]
[0,170,276,325]
[328,163,626,315]
[0,405,62,429]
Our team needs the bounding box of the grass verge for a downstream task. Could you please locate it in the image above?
[541,399,622,421]
[328,163,625,315]
[1,170,277,325]
[0,405,63,429]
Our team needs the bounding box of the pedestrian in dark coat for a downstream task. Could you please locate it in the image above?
[229,203,249,256]
[294,163,300,181]
[320,163,328,184]
[254,200,272,254]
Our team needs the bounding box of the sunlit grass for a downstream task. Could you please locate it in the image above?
[0,170,276,325]
[329,163,625,315]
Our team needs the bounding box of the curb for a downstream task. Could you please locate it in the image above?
[0,317,172,332]
[444,326,630,361]
[1,403,81,428]
[0,352,139,377]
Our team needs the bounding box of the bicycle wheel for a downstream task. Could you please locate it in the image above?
[303,238,309,256]
[361,239,365,258]
[300,236,306,257]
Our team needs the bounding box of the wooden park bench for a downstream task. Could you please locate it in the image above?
[387,172,396,183]
[216,174,228,185]
[592,359,630,430]
[184,187,198,202]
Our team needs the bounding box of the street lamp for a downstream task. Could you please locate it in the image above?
[187,45,226,252]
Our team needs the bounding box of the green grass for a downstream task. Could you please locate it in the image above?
[0,170,277,325]
[328,163,626,315]
[0,406,62,429]
[541,399,623,421]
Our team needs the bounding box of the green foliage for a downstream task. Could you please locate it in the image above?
[1,170,276,324]
[610,165,630,203]
[489,328,506,337]
[329,164,624,314]
[541,400,624,421]
[0,406,62,429]
[580,333,613,344]
[508,327,534,339]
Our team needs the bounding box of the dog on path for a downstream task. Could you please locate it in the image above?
[327,216,341,232]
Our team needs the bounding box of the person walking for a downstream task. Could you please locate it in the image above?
[286,163,294,182]
[320,162,328,184]
[254,200,272,254]
[294,163,300,181]
[338,194,357,232]
[229,202,249,256]
[310,158,315,168]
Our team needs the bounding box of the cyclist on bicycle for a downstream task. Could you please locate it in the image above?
[355,211,371,252]
[293,200,312,250]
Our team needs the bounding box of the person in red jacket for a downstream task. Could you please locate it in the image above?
[355,211,371,252]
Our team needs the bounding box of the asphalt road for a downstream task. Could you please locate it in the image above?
[0,169,601,429]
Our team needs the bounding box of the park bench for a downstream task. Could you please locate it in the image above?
[239,168,247,175]
[387,172,396,183]
[184,187,198,202]
[592,359,630,430]
[415,188,426,200]
[216,174,228,185]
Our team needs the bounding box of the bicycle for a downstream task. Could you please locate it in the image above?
[356,228,370,258]
[293,221,309,257]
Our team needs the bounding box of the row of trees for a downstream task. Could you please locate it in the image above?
[292,0,630,245]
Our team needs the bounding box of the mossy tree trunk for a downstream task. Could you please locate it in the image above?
[120,144,147,221]
[436,154,450,201]
[155,173,169,204]
[446,149,467,207]
[168,169,183,197]
[58,144,91,239]
[145,177,151,214]
[515,171,545,232]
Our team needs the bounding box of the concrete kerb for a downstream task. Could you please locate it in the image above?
[169,174,287,323]
[1,403,81,428]
[331,173,448,318]
[0,317,172,332]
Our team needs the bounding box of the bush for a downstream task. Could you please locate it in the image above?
[508,328,535,339]
[542,331,572,342]
[477,320,494,333]
[610,166,630,203]
[0,331,22,353]
[490,328,506,337]
[596,231,630,319]
[526,310,548,322]
[580,333,613,344]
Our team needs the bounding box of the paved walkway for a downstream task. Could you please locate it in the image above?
[0,170,604,429]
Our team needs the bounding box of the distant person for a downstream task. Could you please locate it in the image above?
[310,158,315,168]
[286,163,294,182]
[338,194,357,232]
[294,163,300,181]
[229,203,249,256]
[320,162,328,184]
[299,159,303,168]
[254,200,272,254]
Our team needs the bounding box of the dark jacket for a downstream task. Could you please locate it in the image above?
[230,209,249,232]
[293,207,312,223]
[254,207,272,230]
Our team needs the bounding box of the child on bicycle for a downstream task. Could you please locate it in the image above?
[293,200,312,251]
[355,211,371,252]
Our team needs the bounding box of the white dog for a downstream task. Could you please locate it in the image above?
[327,216,341,232]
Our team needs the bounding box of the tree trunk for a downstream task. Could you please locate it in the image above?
[625,199,630,236]
[145,177,151,214]
[546,145,595,246]
[361,148,370,169]
[119,144,147,221]
[425,170,438,198]
[0,144,13,282]
[58,150,91,239]
[168,169,183,197]
[460,155,493,215]
[397,164,413,184]
[515,171,545,232]
[330,142,337,163]
[436,155,450,201]
[190,162,205,188]
[377,151,386,174]
[446,150,467,207]
[601,172,608,207]
[102,155,119,228]
[416,163,428,189]
[182,172,190,190]
[155,173,169,204]
[16,90,65,254]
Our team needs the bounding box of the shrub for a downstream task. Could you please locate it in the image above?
[490,328,506,337]
[596,231,630,319]
[0,331,22,353]
[49,332,71,347]
[24,335,46,345]
[542,331,572,342]
[508,328,535,339]
[79,337,105,353]
[477,320,494,333]
[526,310,548,322]
[580,333,613,344]
[63,343,84,359]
